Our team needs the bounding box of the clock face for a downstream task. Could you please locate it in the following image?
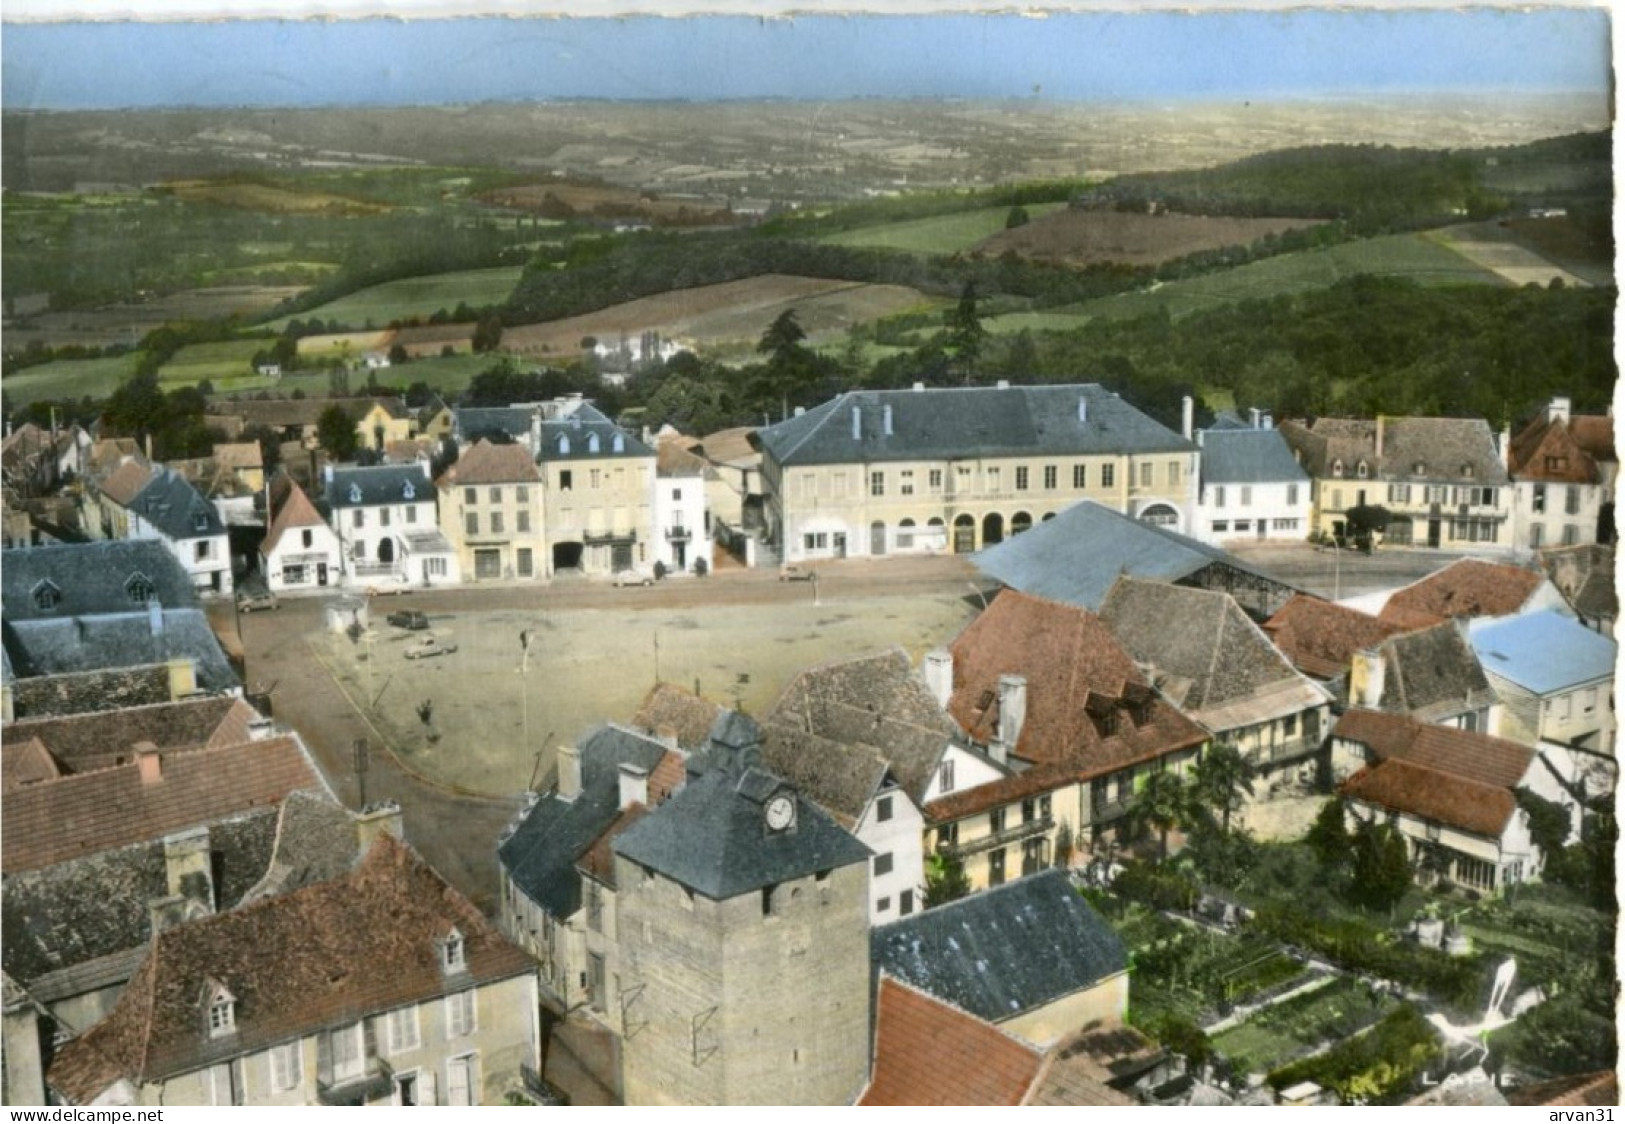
[765,794,796,832]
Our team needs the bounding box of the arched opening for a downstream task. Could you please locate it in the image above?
[928,516,946,551]
[552,542,584,571]
[897,518,916,550]
[869,520,887,556]
[1138,504,1178,529]
[1011,511,1033,535]
[953,514,975,554]
[377,537,396,565]
[982,512,1005,546]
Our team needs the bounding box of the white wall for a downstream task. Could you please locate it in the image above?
[853,786,926,924]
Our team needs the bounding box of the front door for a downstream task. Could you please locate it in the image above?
[475,548,501,580]
[953,517,975,554]
[1428,518,1442,548]
[317,562,329,586]
[870,521,886,556]
[446,1056,474,1107]
[834,532,847,559]
[612,543,633,570]
[1257,520,1267,540]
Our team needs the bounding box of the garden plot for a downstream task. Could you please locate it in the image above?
[1210,975,1398,1078]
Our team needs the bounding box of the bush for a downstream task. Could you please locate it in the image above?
[1113,860,1200,913]
[1150,1013,1213,1067]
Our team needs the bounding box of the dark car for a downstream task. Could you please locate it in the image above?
[387,610,430,631]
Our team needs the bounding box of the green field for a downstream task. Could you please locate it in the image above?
[159,340,272,388]
[368,352,503,396]
[819,202,1066,254]
[4,354,142,405]
[1211,976,1397,1077]
[263,267,524,330]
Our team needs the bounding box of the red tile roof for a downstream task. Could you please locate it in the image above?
[48,835,533,1104]
[98,458,158,506]
[859,976,1043,1106]
[631,682,723,750]
[1340,758,1516,838]
[437,439,540,486]
[1568,415,1616,465]
[3,737,62,791]
[1264,595,1409,679]
[1506,1070,1619,1107]
[1380,559,1543,624]
[261,477,327,556]
[2,735,328,874]
[1331,708,1533,789]
[1508,414,1600,484]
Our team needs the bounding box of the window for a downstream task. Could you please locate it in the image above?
[938,759,955,793]
[1211,521,1229,534]
[1287,483,1299,506]
[1015,466,1030,491]
[587,433,601,454]
[1545,455,1569,472]
[1584,687,1598,714]
[1387,483,1410,504]
[1139,462,1153,488]
[986,466,1001,491]
[876,795,893,822]
[586,882,603,932]
[870,471,885,497]
[1021,797,1037,823]
[517,509,530,533]
[464,487,477,505]
[1283,713,1297,737]
[387,1006,422,1054]
[613,433,625,453]
[270,1043,303,1091]
[425,557,447,577]
[1356,461,1369,479]
[589,469,601,489]
[489,486,502,504]
[1240,485,1252,506]
[989,807,1006,833]
[803,532,828,551]
[446,990,476,1038]
[1101,464,1115,488]
[876,897,891,914]
[465,512,478,536]
[955,465,972,493]
[1169,461,1182,486]
[1332,459,1345,478]
[406,506,417,524]
[1073,464,1086,489]
[446,1054,477,1108]
[899,889,914,916]
[353,509,364,529]
[560,470,573,491]
[1044,464,1058,490]
[208,1061,242,1106]
[1213,486,1226,509]
[1563,524,1580,546]
[873,852,894,877]
[1530,523,1545,549]
[988,848,1007,886]
[380,507,391,528]
[928,469,944,492]
[938,822,958,848]
[126,572,153,603]
[491,512,505,534]
[518,548,533,577]
[302,529,314,549]
[329,1022,364,1082]
[352,540,366,561]
[517,485,529,504]
[900,470,915,496]
[209,996,235,1037]
[442,928,466,973]
[1425,485,1448,504]
[1566,486,1582,516]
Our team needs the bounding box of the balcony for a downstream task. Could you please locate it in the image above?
[1245,735,1321,767]
[317,1058,394,1106]
[1090,793,1133,825]
[938,814,1053,860]
[583,529,637,545]
[665,525,693,543]
[350,561,403,579]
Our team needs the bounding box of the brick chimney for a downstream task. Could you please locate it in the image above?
[619,763,650,810]
[135,742,162,785]
[557,743,582,801]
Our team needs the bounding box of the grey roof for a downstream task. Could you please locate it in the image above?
[1197,427,1310,486]
[3,541,199,621]
[3,610,238,693]
[870,869,1127,1023]
[454,407,533,441]
[755,384,1195,467]
[614,721,870,900]
[974,501,1283,611]
[1278,416,1509,485]
[1468,610,1617,695]
[124,467,226,541]
[536,403,653,463]
[1098,577,1326,722]
[325,463,432,509]
[1379,622,1495,720]
[498,724,672,918]
[763,648,957,806]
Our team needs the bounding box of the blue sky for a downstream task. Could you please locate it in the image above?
[2,9,1611,110]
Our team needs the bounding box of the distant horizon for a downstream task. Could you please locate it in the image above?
[3,10,1611,111]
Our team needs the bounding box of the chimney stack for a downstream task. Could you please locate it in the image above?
[1548,396,1572,425]
[1250,407,1262,430]
[135,743,162,785]
[163,827,215,912]
[851,407,862,441]
[355,801,405,853]
[618,763,650,810]
[557,744,582,801]
[1500,424,1513,470]
[996,674,1028,752]
[1182,396,1194,441]
[1078,397,1089,424]
[1375,416,1385,459]
[148,599,164,638]
[912,382,925,393]
[922,648,954,709]
[883,404,894,437]
[996,379,1010,390]
[1262,413,1274,429]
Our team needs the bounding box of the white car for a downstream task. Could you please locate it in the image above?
[612,569,654,587]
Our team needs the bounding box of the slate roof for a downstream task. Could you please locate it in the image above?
[325,462,432,508]
[1331,709,1533,789]
[1468,609,1618,694]
[533,401,652,464]
[120,467,227,541]
[859,976,1044,1106]
[974,500,1286,611]
[2,541,199,620]
[455,406,534,442]
[613,714,871,900]
[870,869,1127,1025]
[4,696,258,782]
[2,734,329,875]
[938,591,1207,807]
[763,648,958,806]
[1277,416,1509,485]
[1373,621,1496,721]
[755,383,1193,467]
[630,682,724,750]
[1538,544,1617,622]
[4,610,238,693]
[47,835,532,1105]
[1380,559,1545,625]
[498,724,672,918]
[1263,595,1409,680]
[1098,577,1329,727]
[1197,426,1309,485]
[438,439,540,486]
[1341,759,1516,838]
[261,476,327,556]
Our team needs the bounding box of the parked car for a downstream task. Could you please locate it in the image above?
[236,590,280,613]
[403,636,458,660]
[778,564,817,582]
[366,583,408,597]
[613,569,654,587]
[387,610,430,630]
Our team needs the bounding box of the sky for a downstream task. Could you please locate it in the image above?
[1,8,1612,111]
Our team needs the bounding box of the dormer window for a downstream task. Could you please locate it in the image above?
[587,433,601,454]
[1355,460,1369,479]
[348,483,362,504]
[1460,464,1473,479]
[204,980,237,1038]
[193,511,210,532]
[402,480,416,500]
[441,927,467,974]
[125,572,154,604]
[558,435,571,456]
[32,580,61,612]
[1331,459,1345,478]
[1413,462,1426,476]
[612,433,625,454]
